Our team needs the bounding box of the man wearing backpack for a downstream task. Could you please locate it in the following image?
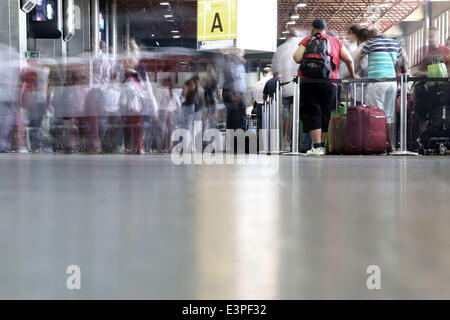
[293,19,358,155]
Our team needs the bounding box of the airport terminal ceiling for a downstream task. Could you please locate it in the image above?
[119,0,430,40]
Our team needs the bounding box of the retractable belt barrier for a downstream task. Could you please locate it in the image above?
[289,77,450,84]
[282,75,450,156]
[259,81,284,155]
[284,77,302,155]
[261,99,269,152]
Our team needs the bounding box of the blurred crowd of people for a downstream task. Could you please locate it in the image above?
[0,41,245,154]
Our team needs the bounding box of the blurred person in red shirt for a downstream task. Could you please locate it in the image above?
[20,59,50,152]
[413,27,450,134]
[415,27,450,76]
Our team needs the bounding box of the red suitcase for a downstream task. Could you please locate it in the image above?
[347,105,387,154]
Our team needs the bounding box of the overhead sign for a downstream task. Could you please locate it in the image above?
[197,0,237,50]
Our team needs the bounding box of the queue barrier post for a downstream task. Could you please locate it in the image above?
[392,74,418,156]
[361,83,364,105]
[267,80,284,155]
[259,100,269,153]
[278,82,284,152]
[267,97,272,152]
[284,76,305,156]
[259,96,274,155]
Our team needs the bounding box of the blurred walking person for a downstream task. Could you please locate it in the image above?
[20,59,50,152]
[203,66,221,131]
[98,72,122,153]
[272,31,307,152]
[60,63,91,153]
[120,68,145,154]
[181,75,201,150]
[251,67,271,134]
[47,62,67,152]
[157,75,181,152]
[0,45,21,153]
[413,27,450,135]
[221,52,247,131]
[141,71,159,154]
[344,27,371,104]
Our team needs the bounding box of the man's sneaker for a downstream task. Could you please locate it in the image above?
[306,147,325,156]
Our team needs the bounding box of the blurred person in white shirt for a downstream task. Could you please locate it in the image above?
[156,75,181,152]
[0,45,21,153]
[272,30,308,151]
[343,26,370,105]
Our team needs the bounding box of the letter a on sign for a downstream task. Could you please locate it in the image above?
[211,13,224,33]
[197,0,237,48]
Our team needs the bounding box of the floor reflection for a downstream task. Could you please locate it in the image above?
[1,155,450,299]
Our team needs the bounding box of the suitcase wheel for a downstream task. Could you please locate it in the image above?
[418,147,425,155]
[439,143,447,156]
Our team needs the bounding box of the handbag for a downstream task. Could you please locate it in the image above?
[427,57,448,87]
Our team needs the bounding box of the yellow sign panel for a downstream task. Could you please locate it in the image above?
[197,0,237,49]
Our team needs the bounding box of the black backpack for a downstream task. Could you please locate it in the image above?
[300,33,336,79]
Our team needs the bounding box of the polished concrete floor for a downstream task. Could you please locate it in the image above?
[0,153,449,299]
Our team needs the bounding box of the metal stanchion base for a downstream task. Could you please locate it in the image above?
[258,151,283,155]
[390,150,419,156]
[282,152,307,156]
